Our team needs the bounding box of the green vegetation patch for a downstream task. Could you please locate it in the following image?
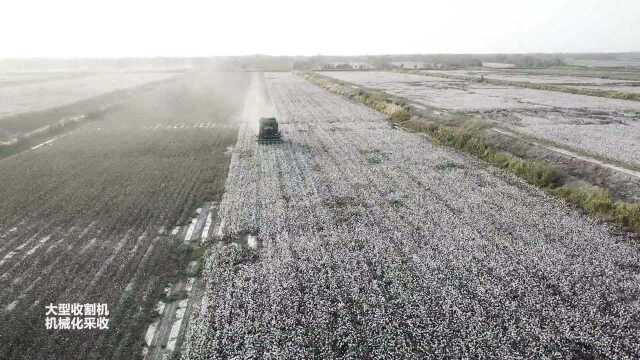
[554,185,640,233]
[410,121,561,188]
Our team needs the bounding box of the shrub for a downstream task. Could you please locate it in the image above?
[554,185,614,216]
[553,185,640,232]
[613,202,640,232]
[390,109,411,122]
[504,158,561,188]
[418,122,561,188]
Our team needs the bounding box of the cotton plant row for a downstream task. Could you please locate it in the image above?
[185,73,640,359]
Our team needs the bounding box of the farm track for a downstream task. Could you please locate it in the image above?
[0,71,248,359]
[185,72,640,359]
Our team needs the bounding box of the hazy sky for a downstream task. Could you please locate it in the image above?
[2,0,639,57]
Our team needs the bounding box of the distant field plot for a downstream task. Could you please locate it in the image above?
[0,72,94,87]
[427,70,640,85]
[0,72,179,119]
[567,84,640,94]
[0,72,248,359]
[323,71,640,111]
[566,58,640,68]
[321,71,640,167]
[509,68,640,81]
[0,71,184,145]
[185,73,640,359]
[424,69,640,97]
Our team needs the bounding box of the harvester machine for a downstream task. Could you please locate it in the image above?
[257,117,281,143]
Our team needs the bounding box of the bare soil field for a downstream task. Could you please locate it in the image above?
[0,71,248,359]
[184,73,640,358]
[320,71,640,167]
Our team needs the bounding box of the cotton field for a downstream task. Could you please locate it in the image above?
[321,71,640,167]
[424,69,640,85]
[183,73,640,359]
